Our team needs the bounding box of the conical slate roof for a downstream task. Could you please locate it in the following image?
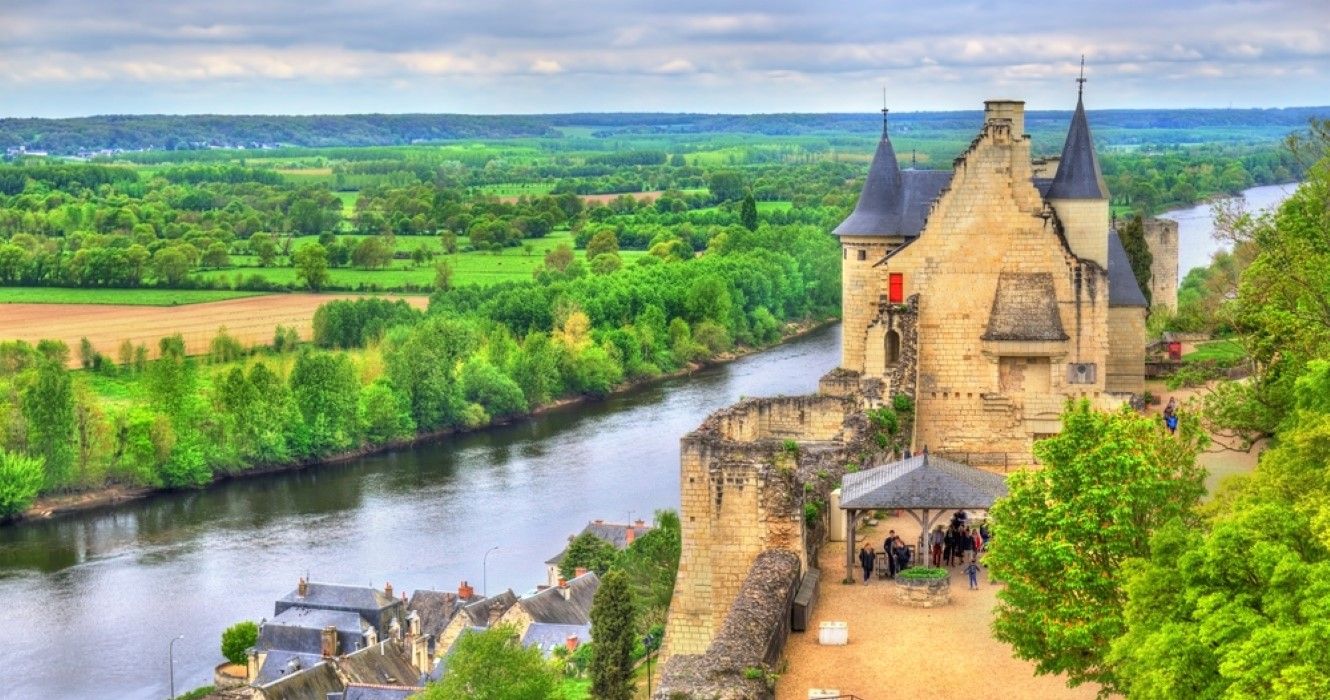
[840,454,1008,510]
[1047,94,1108,200]
[1107,229,1149,308]
[833,112,952,238]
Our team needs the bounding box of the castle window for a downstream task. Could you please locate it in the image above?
[888,273,904,303]
[885,329,901,367]
[857,249,867,261]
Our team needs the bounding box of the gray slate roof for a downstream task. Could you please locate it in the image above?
[276,582,396,616]
[255,660,341,700]
[1047,95,1108,200]
[253,650,325,686]
[406,589,460,643]
[546,521,654,565]
[338,640,423,688]
[344,685,424,700]
[459,589,518,627]
[840,454,1009,510]
[1107,229,1149,308]
[522,622,593,658]
[833,116,952,238]
[517,572,600,625]
[983,272,1069,341]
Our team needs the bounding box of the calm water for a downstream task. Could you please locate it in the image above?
[0,325,839,699]
[1160,182,1297,277]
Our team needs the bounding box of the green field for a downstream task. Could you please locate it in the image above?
[1184,339,1246,365]
[0,288,263,306]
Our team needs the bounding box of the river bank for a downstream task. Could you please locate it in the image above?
[17,316,837,524]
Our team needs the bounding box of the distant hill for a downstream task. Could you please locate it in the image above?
[3,108,1327,155]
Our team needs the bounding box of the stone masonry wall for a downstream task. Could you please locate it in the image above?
[1143,217,1179,311]
[841,236,900,373]
[1106,306,1147,395]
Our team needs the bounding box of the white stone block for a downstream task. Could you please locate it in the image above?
[809,690,841,699]
[818,621,848,646]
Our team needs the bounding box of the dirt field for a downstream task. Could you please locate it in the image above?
[0,293,429,368]
[777,515,1102,700]
[498,190,666,205]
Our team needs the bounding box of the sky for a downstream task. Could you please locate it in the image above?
[1,0,1328,117]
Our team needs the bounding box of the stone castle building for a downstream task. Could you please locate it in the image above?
[837,89,1154,466]
[657,88,1175,698]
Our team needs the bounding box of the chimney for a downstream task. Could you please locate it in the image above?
[574,567,588,578]
[458,580,474,599]
[983,99,1026,136]
[625,526,636,545]
[320,625,338,658]
[384,581,393,599]
[593,519,604,524]
[634,519,646,528]
[298,577,308,597]
[558,577,570,600]
[557,576,567,588]
[566,635,580,653]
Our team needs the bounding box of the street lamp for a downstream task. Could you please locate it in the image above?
[482,546,500,597]
[643,632,658,697]
[168,634,185,699]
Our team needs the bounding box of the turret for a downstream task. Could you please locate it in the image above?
[833,108,903,372]
[1046,63,1109,267]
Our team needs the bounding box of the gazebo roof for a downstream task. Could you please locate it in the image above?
[840,454,1008,510]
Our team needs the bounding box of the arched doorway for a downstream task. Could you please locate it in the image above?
[885,329,901,368]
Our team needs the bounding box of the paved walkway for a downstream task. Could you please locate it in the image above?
[776,513,1101,700]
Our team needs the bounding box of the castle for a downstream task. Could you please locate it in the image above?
[656,87,1178,698]
[838,89,1159,466]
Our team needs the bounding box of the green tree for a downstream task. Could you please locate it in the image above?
[359,380,415,443]
[433,260,453,291]
[586,229,619,260]
[21,352,76,488]
[590,569,637,700]
[220,621,258,666]
[0,449,44,518]
[420,625,555,700]
[740,193,758,231]
[987,400,1207,693]
[560,531,619,580]
[707,170,745,202]
[616,510,682,625]
[289,350,361,453]
[293,242,330,291]
[249,232,279,267]
[1117,215,1153,306]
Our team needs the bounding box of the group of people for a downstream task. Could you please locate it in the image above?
[856,529,914,584]
[928,512,990,569]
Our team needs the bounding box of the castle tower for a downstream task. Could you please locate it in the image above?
[1047,67,1109,268]
[833,109,906,372]
[1143,218,1179,310]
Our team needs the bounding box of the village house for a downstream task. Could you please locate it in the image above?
[544,518,651,587]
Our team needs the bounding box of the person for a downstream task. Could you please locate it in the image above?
[959,525,975,564]
[894,538,911,573]
[964,559,981,589]
[979,520,991,549]
[859,544,875,585]
[884,531,899,578]
[1163,397,1179,435]
[972,526,984,557]
[930,525,945,567]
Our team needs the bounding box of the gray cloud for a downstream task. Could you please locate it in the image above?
[1,0,1327,115]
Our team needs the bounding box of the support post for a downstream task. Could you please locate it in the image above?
[844,509,857,583]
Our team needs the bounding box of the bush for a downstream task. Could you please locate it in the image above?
[897,567,949,580]
[0,450,44,518]
[220,621,258,665]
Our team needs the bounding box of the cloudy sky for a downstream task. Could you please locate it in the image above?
[2,0,1327,117]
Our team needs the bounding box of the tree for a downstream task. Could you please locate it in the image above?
[560,531,619,580]
[740,193,758,231]
[986,401,1207,693]
[707,170,745,202]
[359,380,415,443]
[220,621,258,666]
[543,243,575,273]
[590,569,637,700]
[616,510,682,625]
[0,449,44,518]
[249,233,279,267]
[201,241,231,269]
[433,260,453,291]
[21,352,76,489]
[419,625,555,700]
[586,229,619,260]
[293,242,330,291]
[151,246,191,286]
[1117,215,1153,306]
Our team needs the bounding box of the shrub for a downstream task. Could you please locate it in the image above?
[0,450,44,518]
[220,621,258,665]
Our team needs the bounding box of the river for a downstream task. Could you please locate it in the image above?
[1159,182,1297,277]
[0,325,840,699]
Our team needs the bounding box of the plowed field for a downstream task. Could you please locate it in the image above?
[0,293,429,368]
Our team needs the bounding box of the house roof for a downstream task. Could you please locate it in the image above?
[338,639,424,688]
[406,589,459,641]
[254,660,342,700]
[522,622,592,658]
[1107,229,1149,308]
[840,454,1009,510]
[515,572,599,625]
[545,521,654,565]
[253,650,325,686]
[344,683,426,700]
[1046,94,1108,200]
[258,607,372,656]
[982,272,1070,341]
[833,112,952,238]
[459,589,518,627]
[276,582,397,617]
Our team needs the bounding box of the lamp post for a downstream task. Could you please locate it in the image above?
[168,634,184,699]
[482,546,499,597]
[643,632,658,697]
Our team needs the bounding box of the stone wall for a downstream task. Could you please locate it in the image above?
[840,235,901,373]
[1143,217,1179,311]
[654,550,801,700]
[662,394,866,661]
[1106,306,1147,394]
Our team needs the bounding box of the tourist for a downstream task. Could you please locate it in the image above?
[972,526,984,557]
[979,520,991,548]
[959,525,975,564]
[894,538,911,573]
[859,544,875,584]
[884,531,899,578]
[1163,397,1179,435]
[964,559,981,589]
[930,525,945,566]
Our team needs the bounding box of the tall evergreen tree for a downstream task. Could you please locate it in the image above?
[1118,215,1154,306]
[590,569,637,700]
[740,193,758,231]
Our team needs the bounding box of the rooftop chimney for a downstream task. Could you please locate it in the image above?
[566,635,580,653]
[320,625,338,658]
[574,567,588,578]
[384,581,393,599]
[458,580,474,599]
[634,519,646,528]
[983,99,1026,137]
[298,577,309,597]
[593,519,604,524]
[625,526,636,545]
[558,577,570,600]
